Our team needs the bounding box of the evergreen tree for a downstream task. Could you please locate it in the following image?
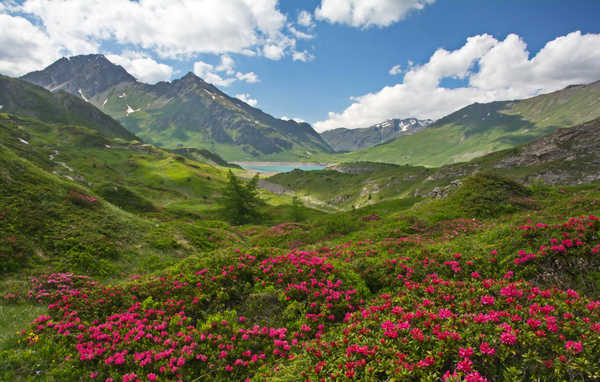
[290,196,305,222]
[220,170,262,224]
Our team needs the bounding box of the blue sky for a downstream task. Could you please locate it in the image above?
[2,0,600,131]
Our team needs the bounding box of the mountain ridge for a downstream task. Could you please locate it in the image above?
[0,74,137,141]
[22,54,334,161]
[328,80,600,167]
[321,118,433,152]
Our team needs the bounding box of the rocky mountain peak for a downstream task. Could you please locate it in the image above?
[22,54,136,98]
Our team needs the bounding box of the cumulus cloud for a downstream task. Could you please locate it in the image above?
[236,71,260,83]
[288,26,315,40]
[297,10,314,28]
[263,44,286,60]
[292,50,315,62]
[193,55,260,87]
[389,64,402,75]
[106,51,173,84]
[0,14,61,76]
[315,0,435,28]
[13,0,289,59]
[235,93,259,107]
[281,115,306,123]
[314,31,600,131]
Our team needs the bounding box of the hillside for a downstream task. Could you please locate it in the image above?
[269,117,600,209]
[321,118,432,152]
[3,96,600,382]
[22,55,333,161]
[0,112,243,275]
[330,80,600,167]
[0,75,137,141]
[3,167,600,380]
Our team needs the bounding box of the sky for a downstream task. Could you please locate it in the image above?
[1,0,600,132]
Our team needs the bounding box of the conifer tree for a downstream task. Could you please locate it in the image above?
[220,170,262,224]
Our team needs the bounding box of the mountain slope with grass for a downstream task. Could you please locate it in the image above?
[331,80,600,166]
[0,112,245,278]
[22,55,333,161]
[269,117,600,209]
[0,75,137,141]
[2,169,600,381]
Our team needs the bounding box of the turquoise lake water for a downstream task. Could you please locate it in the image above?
[240,164,327,173]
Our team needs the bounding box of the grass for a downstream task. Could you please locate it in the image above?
[313,80,600,167]
[2,176,600,380]
[0,305,47,347]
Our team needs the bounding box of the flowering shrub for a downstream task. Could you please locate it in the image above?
[10,213,600,381]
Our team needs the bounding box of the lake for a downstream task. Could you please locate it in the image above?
[236,162,328,173]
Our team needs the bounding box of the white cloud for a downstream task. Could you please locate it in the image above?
[193,61,235,87]
[236,71,260,83]
[193,55,260,87]
[292,50,315,62]
[389,64,402,75]
[281,115,306,123]
[216,54,236,75]
[314,31,600,131]
[263,44,286,60]
[9,0,292,59]
[0,14,62,76]
[235,93,258,107]
[297,10,314,28]
[315,0,435,28]
[288,26,315,40]
[106,51,173,84]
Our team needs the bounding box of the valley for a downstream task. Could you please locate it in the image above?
[3,22,600,382]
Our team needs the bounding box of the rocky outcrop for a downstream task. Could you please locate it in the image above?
[427,180,463,199]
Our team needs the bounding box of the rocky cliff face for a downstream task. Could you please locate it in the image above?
[22,54,136,99]
[493,118,600,184]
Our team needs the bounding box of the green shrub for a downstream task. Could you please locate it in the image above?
[94,183,156,213]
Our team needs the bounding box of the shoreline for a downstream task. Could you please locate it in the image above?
[233,161,332,167]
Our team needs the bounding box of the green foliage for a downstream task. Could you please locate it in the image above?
[448,173,532,218]
[320,81,600,167]
[290,196,305,222]
[94,183,156,213]
[220,171,263,225]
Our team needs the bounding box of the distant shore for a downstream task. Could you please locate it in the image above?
[233,161,332,167]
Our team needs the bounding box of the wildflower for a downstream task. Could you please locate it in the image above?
[565,341,583,354]
[500,331,517,345]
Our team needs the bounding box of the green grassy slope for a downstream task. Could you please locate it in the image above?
[0,75,137,141]
[269,117,600,210]
[87,73,333,162]
[323,80,600,167]
[2,174,600,381]
[0,112,327,279]
[0,113,249,280]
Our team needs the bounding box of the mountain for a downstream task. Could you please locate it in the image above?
[332,80,600,167]
[22,54,333,161]
[321,118,432,152]
[268,116,600,209]
[0,74,137,141]
[21,54,136,99]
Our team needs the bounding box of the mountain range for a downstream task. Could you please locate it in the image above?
[320,118,432,152]
[329,80,600,167]
[22,54,333,161]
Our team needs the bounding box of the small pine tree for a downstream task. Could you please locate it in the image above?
[220,170,262,225]
[290,196,305,222]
